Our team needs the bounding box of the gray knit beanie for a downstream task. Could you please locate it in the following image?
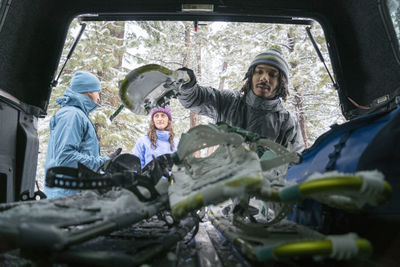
[248,48,289,80]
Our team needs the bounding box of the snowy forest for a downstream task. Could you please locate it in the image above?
[36,19,347,187]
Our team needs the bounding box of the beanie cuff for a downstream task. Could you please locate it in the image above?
[249,49,289,80]
[70,84,101,93]
[151,106,172,121]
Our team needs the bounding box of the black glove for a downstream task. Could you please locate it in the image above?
[178,67,196,89]
[108,147,122,160]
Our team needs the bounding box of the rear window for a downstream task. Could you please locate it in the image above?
[387,0,400,49]
[37,19,344,184]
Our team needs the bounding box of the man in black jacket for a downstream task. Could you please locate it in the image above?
[178,48,305,153]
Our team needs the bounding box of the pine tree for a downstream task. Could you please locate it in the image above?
[37,19,345,186]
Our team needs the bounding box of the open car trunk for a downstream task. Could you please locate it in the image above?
[0,0,399,266]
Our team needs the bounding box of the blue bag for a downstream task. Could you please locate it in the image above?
[286,101,400,257]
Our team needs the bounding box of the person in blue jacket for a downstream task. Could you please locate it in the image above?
[132,106,178,168]
[44,71,121,199]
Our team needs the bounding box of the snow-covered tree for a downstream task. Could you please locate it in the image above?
[37,19,345,187]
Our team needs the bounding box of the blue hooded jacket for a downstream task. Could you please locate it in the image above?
[44,88,109,199]
[132,130,178,168]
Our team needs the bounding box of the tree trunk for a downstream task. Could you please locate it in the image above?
[207,60,228,156]
[184,24,199,130]
[193,34,201,130]
[183,24,202,157]
[107,21,126,69]
[183,24,191,67]
[96,22,127,153]
[293,86,308,148]
[218,61,228,90]
[288,31,307,149]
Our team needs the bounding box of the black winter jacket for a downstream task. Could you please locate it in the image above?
[178,84,305,153]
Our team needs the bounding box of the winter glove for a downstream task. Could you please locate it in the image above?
[178,67,197,89]
[108,147,122,160]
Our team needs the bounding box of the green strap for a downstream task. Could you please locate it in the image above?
[216,122,260,142]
